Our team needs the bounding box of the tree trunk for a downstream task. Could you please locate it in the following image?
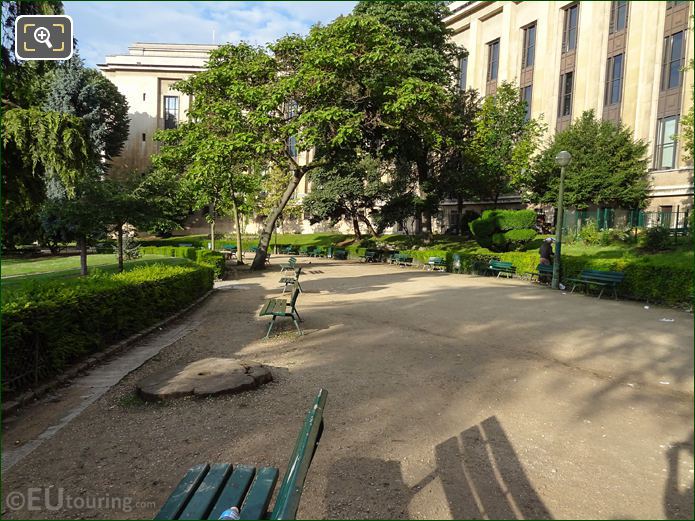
[231,197,243,264]
[352,214,362,239]
[457,195,464,236]
[251,170,305,270]
[117,223,124,273]
[359,213,378,237]
[210,220,216,251]
[78,234,88,276]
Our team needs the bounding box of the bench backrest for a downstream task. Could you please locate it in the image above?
[288,257,297,265]
[537,264,553,273]
[365,251,376,257]
[289,286,301,308]
[178,243,193,247]
[270,389,327,520]
[490,260,514,268]
[580,269,625,282]
[428,257,443,263]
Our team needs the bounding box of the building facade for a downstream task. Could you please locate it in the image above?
[444,0,694,224]
[98,43,219,174]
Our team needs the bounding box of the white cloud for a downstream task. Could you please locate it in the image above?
[63,1,356,67]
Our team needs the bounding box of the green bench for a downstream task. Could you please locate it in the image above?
[397,254,413,267]
[332,249,347,260]
[309,247,325,258]
[281,245,299,255]
[360,251,378,263]
[567,269,625,299]
[259,286,302,338]
[177,243,194,248]
[525,263,553,283]
[279,257,297,273]
[298,246,313,256]
[424,256,446,271]
[488,260,516,278]
[279,267,303,295]
[154,389,327,520]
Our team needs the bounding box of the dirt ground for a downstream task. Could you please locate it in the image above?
[2,257,693,520]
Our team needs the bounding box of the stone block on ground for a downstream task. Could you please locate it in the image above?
[136,358,272,401]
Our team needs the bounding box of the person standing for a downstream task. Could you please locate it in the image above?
[539,237,555,265]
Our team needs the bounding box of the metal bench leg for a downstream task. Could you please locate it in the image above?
[294,308,303,323]
[282,283,289,295]
[597,286,604,299]
[296,281,302,293]
[265,316,277,339]
[571,283,577,293]
[293,317,303,335]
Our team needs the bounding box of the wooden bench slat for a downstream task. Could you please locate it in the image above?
[154,464,210,520]
[208,465,256,520]
[240,467,279,520]
[179,463,232,520]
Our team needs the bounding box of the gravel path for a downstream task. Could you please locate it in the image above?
[2,258,693,520]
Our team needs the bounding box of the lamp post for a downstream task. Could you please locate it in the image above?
[552,150,571,290]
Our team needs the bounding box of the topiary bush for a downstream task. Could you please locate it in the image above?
[2,263,213,396]
[195,250,225,278]
[469,210,537,252]
[141,246,224,277]
[639,227,672,252]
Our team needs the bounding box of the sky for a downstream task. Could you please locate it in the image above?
[64,1,357,67]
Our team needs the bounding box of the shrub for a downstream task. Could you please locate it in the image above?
[195,250,225,278]
[639,227,672,252]
[141,246,223,277]
[2,263,213,396]
[579,219,601,245]
[469,210,537,251]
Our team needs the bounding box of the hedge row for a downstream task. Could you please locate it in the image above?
[397,247,692,305]
[2,263,214,396]
[141,246,225,278]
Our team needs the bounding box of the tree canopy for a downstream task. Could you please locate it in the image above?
[523,110,650,209]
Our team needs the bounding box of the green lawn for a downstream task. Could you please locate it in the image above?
[1,254,191,288]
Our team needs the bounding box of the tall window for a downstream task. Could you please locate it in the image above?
[522,85,533,121]
[655,116,679,169]
[487,39,500,81]
[604,54,624,106]
[661,31,684,90]
[522,24,536,68]
[287,135,298,159]
[458,55,468,89]
[562,4,579,53]
[163,96,179,129]
[609,1,628,33]
[558,72,574,117]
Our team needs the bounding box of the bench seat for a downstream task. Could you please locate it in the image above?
[155,389,327,520]
[259,286,302,338]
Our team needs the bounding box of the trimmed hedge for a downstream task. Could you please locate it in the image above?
[449,249,691,305]
[469,210,537,251]
[141,246,225,278]
[2,263,214,396]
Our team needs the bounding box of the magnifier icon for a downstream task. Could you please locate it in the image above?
[33,26,52,49]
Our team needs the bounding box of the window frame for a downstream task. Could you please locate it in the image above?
[487,39,500,82]
[558,72,574,118]
[163,95,179,130]
[609,1,628,34]
[522,85,533,121]
[287,135,298,159]
[661,31,685,91]
[655,115,679,170]
[562,4,579,53]
[459,55,468,89]
[522,23,536,69]
[604,53,624,107]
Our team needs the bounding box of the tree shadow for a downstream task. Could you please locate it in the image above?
[663,431,694,520]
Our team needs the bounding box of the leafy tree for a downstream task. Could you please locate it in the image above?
[438,88,481,234]
[2,1,63,108]
[469,81,545,206]
[44,56,129,166]
[524,110,650,209]
[303,155,381,238]
[353,0,466,234]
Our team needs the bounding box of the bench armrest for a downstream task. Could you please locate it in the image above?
[270,389,327,520]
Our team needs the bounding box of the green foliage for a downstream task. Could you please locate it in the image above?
[469,82,545,203]
[469,210,537,251]
[44,56,129,164]
[2,263,213,394]
[139,246,224,277]
[579,219,601,245]
[525,110,649,209]
[639,227,673,252]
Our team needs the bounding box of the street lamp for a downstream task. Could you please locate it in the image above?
[552,150,571,290]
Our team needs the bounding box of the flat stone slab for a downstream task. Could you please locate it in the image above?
[136,358,272,401]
